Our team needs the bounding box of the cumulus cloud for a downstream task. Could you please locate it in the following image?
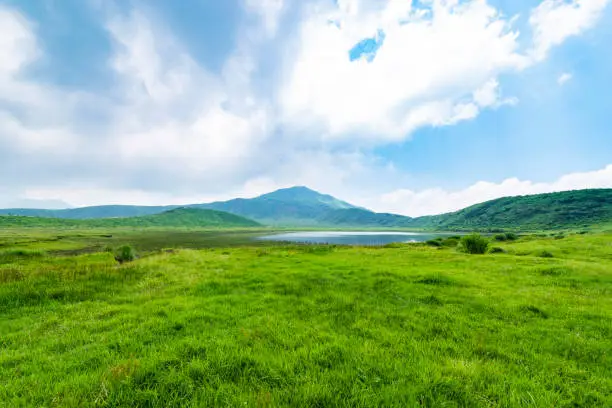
[376,164,612,217]
[0,7,38,74]
[280,0,528,140]
[1,1,611,207]
[530,0,610,61]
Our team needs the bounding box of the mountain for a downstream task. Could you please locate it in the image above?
[0,187,361,225]
[1,187,611,230]
[0,205,176,219]
[0,208,260,228]
[410,189,612,230]
[316,208,414,228]
[0,186,413,228]
[194,186,376,226]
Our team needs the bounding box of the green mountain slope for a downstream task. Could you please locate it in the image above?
[195,186,369,225]
[410,189,612,230]
[316,208,414,227]
[0,205,176,219]
[0,208,260,228]
[1,188,610,230]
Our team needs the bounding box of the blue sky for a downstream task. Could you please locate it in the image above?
[1,0,611,215]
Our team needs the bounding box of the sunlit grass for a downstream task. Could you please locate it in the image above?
[1,231,610,406]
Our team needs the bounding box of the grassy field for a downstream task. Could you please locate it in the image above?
[1,230,611,407]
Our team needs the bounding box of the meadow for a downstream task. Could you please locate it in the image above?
[1,229,611,407]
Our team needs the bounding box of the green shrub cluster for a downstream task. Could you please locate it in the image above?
[114,245,137,263]
[458,234,489,255]
[536,250,554,258]
[493,232,519,242]
[426,236,461,248]
[425,239,442,247]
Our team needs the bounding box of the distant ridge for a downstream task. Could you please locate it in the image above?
[0,205,176,219]
[411,189,612,230]
[1,187,611,230]
[0,208,260,228]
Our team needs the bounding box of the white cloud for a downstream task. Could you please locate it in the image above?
[280,0,528,141]
[0,7,38,74]
[104,9,275,177]
[558,72,573,85]
[0,6,85,157]
[530,0,610,61]
[375,164,612,217]
[1,1,611,209]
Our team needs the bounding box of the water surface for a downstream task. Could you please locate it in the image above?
[256,231,452,246]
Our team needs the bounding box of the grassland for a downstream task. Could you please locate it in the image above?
[1,229,611,407]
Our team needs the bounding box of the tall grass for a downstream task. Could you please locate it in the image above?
[0,230,611,406]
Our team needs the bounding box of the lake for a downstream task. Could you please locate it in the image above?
[256,231,453,246]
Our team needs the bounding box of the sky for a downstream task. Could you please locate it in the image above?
[1,0,611,216]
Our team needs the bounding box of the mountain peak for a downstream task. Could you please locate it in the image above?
[259,186,320,198]
[258,186,356,209]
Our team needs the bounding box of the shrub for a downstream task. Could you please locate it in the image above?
[426,239,442,247]
[458,234,489,255]
[536,250,554,258]
[489,247,506,254]
[554,234,566,240]
[115,245,137,263]
[504,232,519,241]
[494,232,518,242]
[441,237,460,247]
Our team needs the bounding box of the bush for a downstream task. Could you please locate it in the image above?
[489,247,506,254]
[458,234,489,255]
[426,239,442,247]
[536,250,554,258]
[441,237,460,247]
[115,245,137,263]
[494,232,518,242]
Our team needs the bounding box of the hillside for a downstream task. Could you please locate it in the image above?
[316,208,414,228]
[0,187,364,226]
[195,186,370,226]
[411,189,612,230]
[0,208,260,229]
[0,205,176,219]
[1,188,611,230]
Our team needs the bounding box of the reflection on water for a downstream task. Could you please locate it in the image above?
[256,231,452,246]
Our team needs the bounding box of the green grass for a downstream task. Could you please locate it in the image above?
[0,228,280,256]
[1,230,611,407]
